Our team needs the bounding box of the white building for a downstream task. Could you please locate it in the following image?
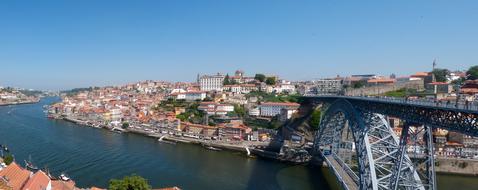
[312,79,342,94]
[223,84,258,94]
[110,108,122,121]
[248,107,260,116]
[199,73,225,91]
[198,102,234,116]
[280,108,298,121]
[259,102,300,117]
[170,91,207,101]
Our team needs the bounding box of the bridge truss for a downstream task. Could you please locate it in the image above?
[315,99,437,190]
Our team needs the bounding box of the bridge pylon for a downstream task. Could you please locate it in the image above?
[314,99,437,190]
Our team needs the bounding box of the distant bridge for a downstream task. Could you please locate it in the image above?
[305,95,478,190]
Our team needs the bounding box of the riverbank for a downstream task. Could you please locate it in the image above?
[129,128,285,160]
[435,157,478,176]
[0,99,40,106]
[56,116,306,164]
[58,115,478,175]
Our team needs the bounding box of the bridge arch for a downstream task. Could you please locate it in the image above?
[315,98,425,190]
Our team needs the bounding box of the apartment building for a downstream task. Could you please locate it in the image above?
[259,102,300,117]
[198,73,225,91]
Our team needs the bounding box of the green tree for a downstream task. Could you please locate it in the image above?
[265,77,276,85]
[3,153,14,165]
[268,115,282,129]
[121,122,130,129]
[109,174,151,190]
[233,104,246,118]
[432,68,450,82]
[254,74,266,82]
[309,110,321,130]
[467,66,478,80]
[352,81,366,88]
[223,74,231,85]
[451,77,466,85]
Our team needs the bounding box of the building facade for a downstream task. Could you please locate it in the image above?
[259,102,300,117]
[199,73,225,92]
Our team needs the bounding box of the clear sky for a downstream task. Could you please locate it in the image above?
[1,0,477,90]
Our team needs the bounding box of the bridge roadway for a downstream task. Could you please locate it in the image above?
[306,94,478,112]
[322,153,359,190]
[305,94,478,137]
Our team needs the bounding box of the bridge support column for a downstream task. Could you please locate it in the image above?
[424,125,437,190]
[389,124,410,190]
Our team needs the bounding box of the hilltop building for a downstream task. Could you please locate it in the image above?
[198,73,225,92]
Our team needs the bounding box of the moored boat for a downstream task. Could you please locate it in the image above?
[25,155,39,171]
[205,146,222,151]
[59,173,70,181]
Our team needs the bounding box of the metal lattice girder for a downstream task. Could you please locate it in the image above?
[306,96,478,137]
[424,125,437,190]
[315,99,431,190]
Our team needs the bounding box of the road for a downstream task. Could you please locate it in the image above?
[324,154,359,190]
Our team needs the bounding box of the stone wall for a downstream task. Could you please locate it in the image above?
[344,80,424,96]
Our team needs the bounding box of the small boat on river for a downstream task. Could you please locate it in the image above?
[25,155,39,171]
[59,173,70,181]
[205,146,222,151]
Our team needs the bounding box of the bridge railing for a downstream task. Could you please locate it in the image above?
[308,94,478,111]
[332,153,360,184]
[321,152,354,190]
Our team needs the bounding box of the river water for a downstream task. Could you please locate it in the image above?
[0,97,329,189]
[1,97,477,190]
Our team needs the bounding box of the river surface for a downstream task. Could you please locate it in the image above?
[0,97,329,189]
[1,97,477,190]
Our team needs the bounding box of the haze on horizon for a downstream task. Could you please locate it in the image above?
[1,0,477,90]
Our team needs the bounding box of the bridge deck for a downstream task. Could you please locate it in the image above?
[307,95,478,113]
[324,154,359,190]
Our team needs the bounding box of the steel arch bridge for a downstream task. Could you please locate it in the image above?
[307,95,478,190]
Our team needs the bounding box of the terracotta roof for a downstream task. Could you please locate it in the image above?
[367,79,395,83]
[22,170,50,190]
[51,180,76,190]
[0,162,31,190]
[90,187,106,190]
[411,72,429,77]
[446,142,464,147]
[460,88,478,94]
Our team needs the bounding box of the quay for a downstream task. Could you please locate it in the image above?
[56,116,283,159]
[0,99,41,106]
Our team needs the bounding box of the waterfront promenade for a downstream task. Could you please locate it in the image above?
[1,97,328,189]
[0,99,40,106]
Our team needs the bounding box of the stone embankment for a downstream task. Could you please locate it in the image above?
[435,158,478,176]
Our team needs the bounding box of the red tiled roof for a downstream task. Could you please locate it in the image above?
[0,162,31,190]
[22,170,50,190]
[90,187,106,190]
[411,72,429,77]
[51,180,76,190]
[367,79,395,83]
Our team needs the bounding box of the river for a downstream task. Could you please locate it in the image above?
[1,97,477,190]
[0,97,329,189]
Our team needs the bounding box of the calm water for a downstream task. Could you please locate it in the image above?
[0,97,329,189]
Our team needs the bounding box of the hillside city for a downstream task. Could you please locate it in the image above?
[2,65,478,190]
[32,66,478,158]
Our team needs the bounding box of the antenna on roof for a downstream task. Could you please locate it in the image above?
[432,59,437,70]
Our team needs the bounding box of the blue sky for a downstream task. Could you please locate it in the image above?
[1,0,477,90]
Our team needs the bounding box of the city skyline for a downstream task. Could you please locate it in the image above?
[1,0,478,90]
